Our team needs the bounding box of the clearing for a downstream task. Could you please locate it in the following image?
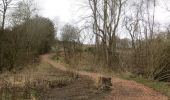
[42,54,168,100]
[0,54,168,100]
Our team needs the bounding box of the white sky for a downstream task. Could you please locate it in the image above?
[35,0,170,24]
[34,0,170,41]
[36,0,82,24]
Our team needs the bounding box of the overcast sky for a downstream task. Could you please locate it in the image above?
[36,0,82,24]
[35,0,170,24]
[34,0,170,40]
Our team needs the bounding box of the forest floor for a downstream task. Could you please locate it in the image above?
[42,53,168,100]
[0,54,167,100]
[0,56,108,100]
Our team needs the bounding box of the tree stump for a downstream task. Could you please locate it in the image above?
[96,76,112,91]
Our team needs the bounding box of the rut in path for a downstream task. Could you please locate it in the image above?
[42,54,168,100]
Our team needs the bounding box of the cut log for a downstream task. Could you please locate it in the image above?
[96,76,112,91]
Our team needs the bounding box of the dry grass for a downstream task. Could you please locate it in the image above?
[0,62,77,99]
[52,52,114,76]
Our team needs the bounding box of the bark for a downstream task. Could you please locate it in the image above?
[89,0,125,68]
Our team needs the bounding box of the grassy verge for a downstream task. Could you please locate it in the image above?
[52,55,170,99]
[0,62,77,99]
[121,75,170,99]
[51,55,114,76]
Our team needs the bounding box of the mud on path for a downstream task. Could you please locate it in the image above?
[42,54,168,100]
[44,75,108,100]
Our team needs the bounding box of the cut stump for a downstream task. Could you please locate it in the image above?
[96,76,112,91]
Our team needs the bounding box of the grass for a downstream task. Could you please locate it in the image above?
[121,75,170,100]
[52,54,170,99]
[0,62,77,99]
[52,54,114,76]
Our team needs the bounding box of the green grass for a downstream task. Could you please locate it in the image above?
[121,76,170,100]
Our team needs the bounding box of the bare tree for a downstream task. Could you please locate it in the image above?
[61,24,81,64]
[0,0,13,32]
[11,0,37,25]
[124,14,139,50]
[0,0,13,70]
[89,0,126,68]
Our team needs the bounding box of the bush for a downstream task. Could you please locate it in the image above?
[0,16,55,71]
[85,47,96,54]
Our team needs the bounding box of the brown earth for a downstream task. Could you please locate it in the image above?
[0,58,108,100]
[44,75,109,100]
[42,54,168,100]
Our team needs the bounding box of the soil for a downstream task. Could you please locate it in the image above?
[0,57,108,100]
[44,75,109,100]
[42,54,168,100]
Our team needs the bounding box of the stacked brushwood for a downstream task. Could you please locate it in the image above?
[153,41,170,82]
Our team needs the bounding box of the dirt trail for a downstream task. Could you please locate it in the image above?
[42,54,168,100]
